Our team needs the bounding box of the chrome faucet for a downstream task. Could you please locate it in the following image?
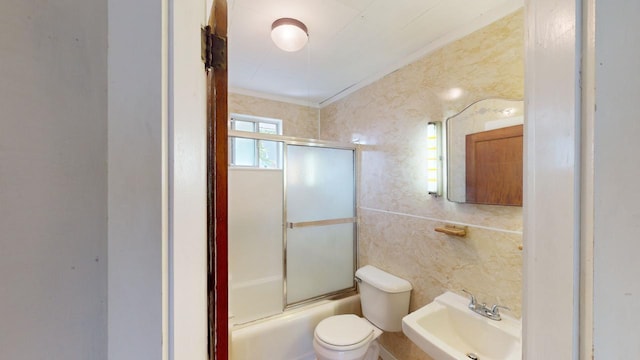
[462,289,509,321]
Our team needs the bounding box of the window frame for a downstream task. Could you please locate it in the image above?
[229,114,283,168]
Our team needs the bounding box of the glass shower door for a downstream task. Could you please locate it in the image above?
[285,145,356,305]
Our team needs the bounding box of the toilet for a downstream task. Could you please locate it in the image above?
[313,265,412,360]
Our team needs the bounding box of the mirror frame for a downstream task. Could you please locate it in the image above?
[445,98,524,205]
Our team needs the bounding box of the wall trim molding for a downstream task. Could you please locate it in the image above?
[360,207,522,235]
[229,87,321,109]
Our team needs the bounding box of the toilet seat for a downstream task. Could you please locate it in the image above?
[314,314,374,351]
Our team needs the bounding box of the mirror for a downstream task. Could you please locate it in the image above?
[446,99,524,206]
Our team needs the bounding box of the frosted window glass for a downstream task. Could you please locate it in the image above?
[286,145,355,304]
[234,120,255,132]
[233,138,256,166]
[258,140,281,169]
[229,168,284,323]
[258,122,278,134]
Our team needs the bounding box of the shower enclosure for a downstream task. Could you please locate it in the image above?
[228,131,357,324]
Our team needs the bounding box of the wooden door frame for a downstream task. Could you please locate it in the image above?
[206,0,228,358]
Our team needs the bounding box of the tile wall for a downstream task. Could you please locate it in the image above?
[319,10,524,360]
[228,93,319,139]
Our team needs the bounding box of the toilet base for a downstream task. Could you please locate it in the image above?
[313,339,380,360]
[364,340,380,360]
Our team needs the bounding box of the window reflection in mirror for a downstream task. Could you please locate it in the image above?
[446,99,524,206]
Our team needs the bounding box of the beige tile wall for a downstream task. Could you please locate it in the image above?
[228,93,319,139]
[320,10,524,360]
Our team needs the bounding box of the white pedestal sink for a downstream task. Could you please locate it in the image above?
[402,291,521,360]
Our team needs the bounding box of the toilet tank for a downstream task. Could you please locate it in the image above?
[355,265,412,332]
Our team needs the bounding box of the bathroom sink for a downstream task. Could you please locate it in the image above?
[401,291,521,360]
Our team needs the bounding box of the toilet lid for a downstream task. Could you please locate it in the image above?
[315,314,374,347]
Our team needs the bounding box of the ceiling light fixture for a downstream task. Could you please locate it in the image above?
[271,18,308,52]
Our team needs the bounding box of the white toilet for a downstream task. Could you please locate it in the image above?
[313,265,412,360]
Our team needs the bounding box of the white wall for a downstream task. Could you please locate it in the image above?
[523,0,581,358]
[0,0,108,358]
[107,0,168,359]
[169,0,209,358]
[593,1,640,357]
[526,1,640,358]
[0,0,208,358]
[109,0,209,358]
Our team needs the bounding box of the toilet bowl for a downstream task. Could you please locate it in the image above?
[313,314,382,360]
[312,265,412,360]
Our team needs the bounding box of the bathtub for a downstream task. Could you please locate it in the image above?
[231,294,361,360]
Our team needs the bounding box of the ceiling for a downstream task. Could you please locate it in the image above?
[227,0,523,107]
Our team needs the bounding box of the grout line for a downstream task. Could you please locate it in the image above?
[359,207,523,235]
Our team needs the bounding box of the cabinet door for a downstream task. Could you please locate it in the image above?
[466,124,523,206]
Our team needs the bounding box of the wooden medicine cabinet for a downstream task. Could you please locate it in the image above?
[465,124,523,206]
[446,98,524,206]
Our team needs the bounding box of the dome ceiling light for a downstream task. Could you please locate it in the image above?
[271,18,308,52]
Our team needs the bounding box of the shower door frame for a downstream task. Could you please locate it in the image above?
[228,130,359,313]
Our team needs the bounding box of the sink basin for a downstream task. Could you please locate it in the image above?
[402,291,521,360]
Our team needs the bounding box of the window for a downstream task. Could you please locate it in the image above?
[229,114,283,169]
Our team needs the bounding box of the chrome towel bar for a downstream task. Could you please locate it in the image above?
[286,217,356,229]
